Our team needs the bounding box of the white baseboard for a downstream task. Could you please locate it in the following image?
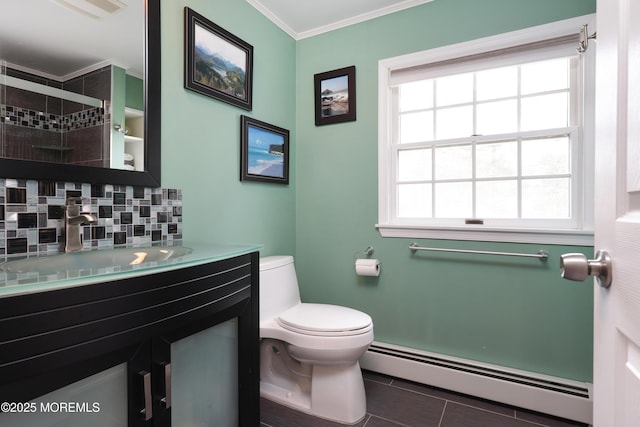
[360,341,592,425]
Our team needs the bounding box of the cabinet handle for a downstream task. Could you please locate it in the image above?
[160,362,172,409]
[139,370,153,421]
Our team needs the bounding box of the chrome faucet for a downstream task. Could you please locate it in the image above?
[63,197,97,253]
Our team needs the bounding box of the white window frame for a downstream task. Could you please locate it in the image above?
[377,15,595,245]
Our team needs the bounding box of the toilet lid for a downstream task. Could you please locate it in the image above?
[277,303,372,336]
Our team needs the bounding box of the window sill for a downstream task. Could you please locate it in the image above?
[375,224,594,246]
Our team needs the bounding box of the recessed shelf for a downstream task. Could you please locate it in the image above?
[32,145,73,152]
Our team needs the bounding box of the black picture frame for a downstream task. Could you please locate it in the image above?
[314,65,356,126]
[240,116,290,185]
[184,7,253,111]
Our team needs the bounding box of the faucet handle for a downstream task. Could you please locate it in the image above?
[66,196,89,205]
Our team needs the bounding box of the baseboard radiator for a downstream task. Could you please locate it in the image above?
[360,341,592,425]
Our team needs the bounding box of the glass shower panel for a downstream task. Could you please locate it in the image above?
[171,318,239,427]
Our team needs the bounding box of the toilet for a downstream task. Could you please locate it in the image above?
[259,255,374,424]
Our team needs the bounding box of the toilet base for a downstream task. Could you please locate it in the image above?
[260,340,367,425]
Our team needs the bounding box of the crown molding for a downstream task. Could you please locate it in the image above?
[247,0,434,40]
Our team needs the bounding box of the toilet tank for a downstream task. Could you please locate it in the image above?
[259,256,301,324]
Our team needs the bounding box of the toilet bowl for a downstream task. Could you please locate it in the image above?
[259,256,374,425]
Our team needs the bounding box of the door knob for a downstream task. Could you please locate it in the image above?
[560,250,612,288]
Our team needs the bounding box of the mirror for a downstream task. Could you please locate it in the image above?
[0,0,160,187]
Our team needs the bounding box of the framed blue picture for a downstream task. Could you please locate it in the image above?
[240,116,289,184]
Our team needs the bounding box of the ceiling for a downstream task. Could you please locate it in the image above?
[0,0,431,81]
[248,0,434,39]
[0,0,142,80]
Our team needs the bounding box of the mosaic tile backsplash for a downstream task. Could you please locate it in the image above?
[0,104,106,133]
[0,178,182,256]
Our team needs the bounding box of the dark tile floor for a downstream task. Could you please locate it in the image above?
[260,370,589,427]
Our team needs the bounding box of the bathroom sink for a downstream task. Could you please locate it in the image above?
[0,246,193,275]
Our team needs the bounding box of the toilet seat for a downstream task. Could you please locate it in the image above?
[277,303,373,337]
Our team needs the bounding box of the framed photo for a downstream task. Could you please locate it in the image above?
[314,66,356,126]
[184,7,253,110]
[240,115,289,184]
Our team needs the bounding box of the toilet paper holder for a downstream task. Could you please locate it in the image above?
[354,250,380,277]
[353,246,374,261]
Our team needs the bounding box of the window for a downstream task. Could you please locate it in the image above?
[377,16,595,245]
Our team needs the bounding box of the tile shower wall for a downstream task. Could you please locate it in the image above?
[1,65,111,167]
[0,178,182,256]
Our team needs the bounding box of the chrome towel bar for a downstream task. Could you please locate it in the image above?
[409,243,549,260]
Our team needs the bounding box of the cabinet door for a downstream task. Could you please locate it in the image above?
[128,299,257,427]
[1,363,128,427]
[170,319,239,427]
[129,340,155,427]
[128,337,173,427]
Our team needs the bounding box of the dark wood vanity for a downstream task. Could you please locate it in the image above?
[0,250,259,426]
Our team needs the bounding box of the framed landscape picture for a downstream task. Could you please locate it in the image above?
[240,115,289,184]
[314,66,356,126]
[184,7,253,110]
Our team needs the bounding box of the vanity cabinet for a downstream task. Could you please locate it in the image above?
[0,251,259,426]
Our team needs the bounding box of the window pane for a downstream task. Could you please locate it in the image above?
[435,182,472,217]
[521,93,569,131]
[400,111,433,143]
[399,80,433,111]
[398,149,432,181]
[436,105,473,140]
[521,136,570,176]
[436,73,473,106]
[398,183,432,217]
[476,141,518,178]
[476,180,518,218]
[522,178,570,218]
[389,49,580,227]
[435,144,472,180]
[521,58,570,94]
[476,99,518,135]
[476,66,518,101]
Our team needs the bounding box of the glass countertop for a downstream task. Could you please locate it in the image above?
[0,242,262,298]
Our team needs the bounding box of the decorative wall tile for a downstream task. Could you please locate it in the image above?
[0,104,105,133]
[0,178,183,256]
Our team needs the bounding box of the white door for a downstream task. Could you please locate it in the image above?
[592,0,640,425]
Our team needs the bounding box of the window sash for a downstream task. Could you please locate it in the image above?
[390,54,581,228]
[389,34,579,86]
[377,15,595,244]
[394,56,580,143]
[391,128,581,228]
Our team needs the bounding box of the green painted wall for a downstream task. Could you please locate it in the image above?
[160,0,296,256]
[158,0,596,382]
[111,66,126,169]
[294,0,596,381]
[125,74,143,111]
